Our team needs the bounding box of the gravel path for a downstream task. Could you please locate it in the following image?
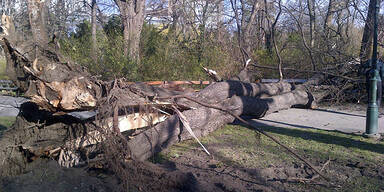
[0,96,27,116]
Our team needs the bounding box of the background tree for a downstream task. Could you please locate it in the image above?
[114,0,145,61]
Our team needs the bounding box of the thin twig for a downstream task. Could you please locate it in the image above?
[157,94,330,181]
[320,158,331,172]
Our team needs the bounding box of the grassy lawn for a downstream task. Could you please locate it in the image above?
[160,124,384,192]
[0,116,15,135]
[0,59,8,80]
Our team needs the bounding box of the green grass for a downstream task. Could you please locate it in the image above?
[0,59,8,80]
[165,125,384,168]
[160,124,384,191]
[0,116,15,135]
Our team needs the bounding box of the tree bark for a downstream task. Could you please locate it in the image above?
[27,0,49,46]
[264,0,273,53]
[129,90,313,161]
[324,0,334,36]
[91,0,97,63]
[359,0,382,64]
[243,0,259,54]
[114,0,145,61]
[307,0,315,48]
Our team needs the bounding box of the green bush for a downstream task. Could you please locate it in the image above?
[60,19,241,81]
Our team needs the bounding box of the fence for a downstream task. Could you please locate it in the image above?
[0,80,17,91]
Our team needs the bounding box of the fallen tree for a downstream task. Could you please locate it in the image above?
[0,4,341,182]
[0,33,321,177]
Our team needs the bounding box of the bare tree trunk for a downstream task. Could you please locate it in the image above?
[243,0,259,54]
[216,0,225,43]
[55,0,66,37]
[114,0,145,61]
[230,0,246,63]
[272,0,283,81]
[359,0,381,64]
[264,0,273,53]
[307,0,315,48]
[129,90,313,161]
[324,0,334,35]
[197,1,209,64]
[91,0,97,63]
[27,0,49,46]
[168,0,173,17]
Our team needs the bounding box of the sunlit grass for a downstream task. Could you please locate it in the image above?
[0,59,8,80]
[159,124,384,191]
[0,116,15,136]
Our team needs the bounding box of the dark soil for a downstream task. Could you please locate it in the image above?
[4,136,383,192]
[4,134,383,192]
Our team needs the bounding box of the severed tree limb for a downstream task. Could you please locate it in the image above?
[202,67,222,82]
[127,89,314,160]
[173,80,294,108]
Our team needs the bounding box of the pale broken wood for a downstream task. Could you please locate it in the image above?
[104,112,169,133]
[26,77,98,110]
[68,112,168,149]
[49,112,170,167]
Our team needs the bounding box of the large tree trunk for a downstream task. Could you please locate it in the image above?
[307,0,315,48]
[128,89,313,161]
[324,0,334,36]
[242,0,259,54]
[27,0,49,46]
[263,0,273,53]
[114,0,145,61]
[359,0,382,64]
[91,0,97,63]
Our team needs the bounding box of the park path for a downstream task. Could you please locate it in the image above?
[0,96,96,119]
[251,106,384,134]
[0,96,27,116]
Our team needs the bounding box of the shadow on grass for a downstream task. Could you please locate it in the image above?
[246,119,384,154]
[0,124,6,131]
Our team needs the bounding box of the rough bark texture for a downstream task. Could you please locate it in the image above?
[27,0,49,46]
[307,0,316,48]
[114,0,145,60]
[193,80,292,102]
[359,0,382,64]
[324,0,334,35]
[128,90,312,161]
[91,0,98,63]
